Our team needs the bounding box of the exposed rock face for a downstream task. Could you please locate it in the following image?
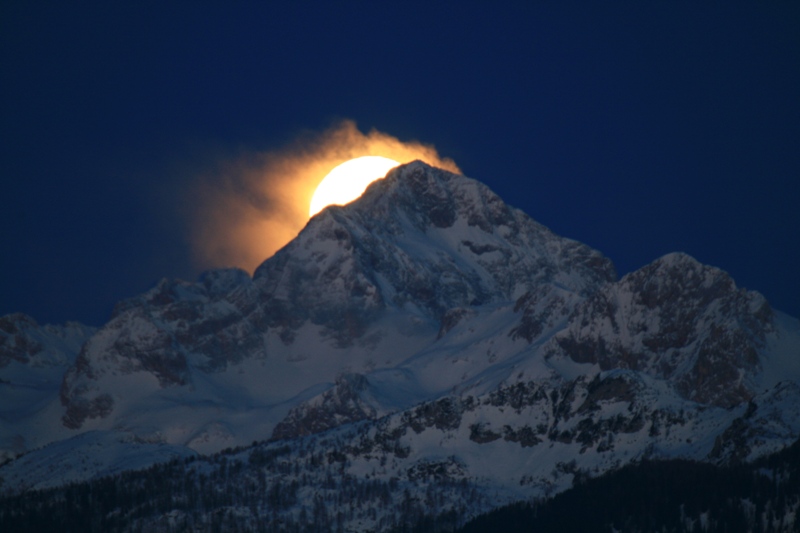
[61,393,114,430]
[404,396,466,433]
[509,285,582,342]
[0,314,41,367]
[474,374,649,453]
[0,313,95,459]
[271,373,378,441]
[546,252,774,407]
[59,269,264,428]
[708,381,800,464]
[0,313,94,369]
[109,268,265,374]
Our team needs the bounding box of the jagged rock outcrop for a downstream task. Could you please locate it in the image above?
[0,313,94,369]
[59,268,264,428]
[509,285,582,342]
[271,373,379,441]
[545,252,775,407]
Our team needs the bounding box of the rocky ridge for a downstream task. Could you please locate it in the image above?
[544,252,775,408]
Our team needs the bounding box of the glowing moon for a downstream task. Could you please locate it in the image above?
[309,156,400,217]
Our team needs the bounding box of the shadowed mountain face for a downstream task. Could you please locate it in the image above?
[2,162,798,532]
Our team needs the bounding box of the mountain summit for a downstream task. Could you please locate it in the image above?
[2,162,799,531]
[254,161,615,342]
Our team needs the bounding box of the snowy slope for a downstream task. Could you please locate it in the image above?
[0,313,95,463]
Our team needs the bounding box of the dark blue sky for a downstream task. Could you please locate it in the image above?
[2,2,798,325]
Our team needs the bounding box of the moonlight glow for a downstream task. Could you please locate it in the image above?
[309,156,400,217]
[189,120,459,274]
[308,155,400,217]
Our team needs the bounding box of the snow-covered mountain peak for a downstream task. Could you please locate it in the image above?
[254,161,615,333]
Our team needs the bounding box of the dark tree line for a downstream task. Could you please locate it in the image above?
[457,438,800,533]
[4,435,800,532]
[0,441,480,532]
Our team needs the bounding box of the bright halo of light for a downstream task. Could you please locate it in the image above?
[309,156,400,217]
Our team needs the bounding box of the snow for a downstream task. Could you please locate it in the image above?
[757,311,800,390]
[0,430,196,495]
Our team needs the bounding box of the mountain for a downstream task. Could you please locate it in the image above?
[1,161,799,531]
[53,161,615,453]
[543,251,774,408]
